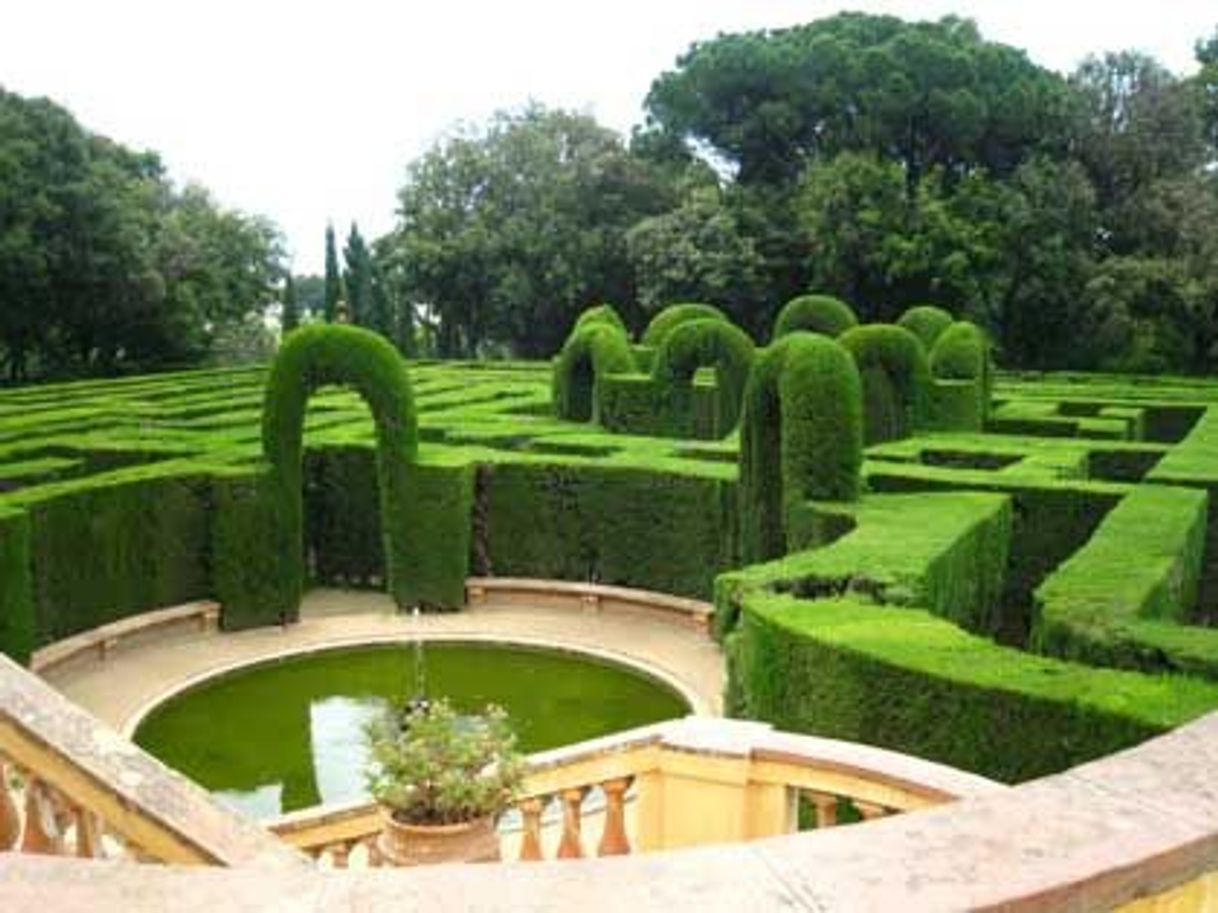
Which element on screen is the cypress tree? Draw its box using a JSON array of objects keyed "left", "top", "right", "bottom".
[
  {"left": 323, "top": 223, "right": 342, "bottom": 323},
  {"left": 343, "top": 223, "right": 373, "bottom": 327},
  {"left": 281, "top": 274, "right": 300, "bottom": 335}
]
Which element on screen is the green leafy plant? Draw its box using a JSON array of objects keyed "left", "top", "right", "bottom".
[{"left": 364, "top": 698, "right": 525, "bottom": 825}]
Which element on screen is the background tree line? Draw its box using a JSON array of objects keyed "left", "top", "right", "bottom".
[
  {"left": 0, "top": 88, "right": 284, "bottom": 381},
  {"left": 5, "top": 12, "right": 1218, "bottom": 378},
  {"left": 353, "top": 13, "right": 1217, "bottom": 373}
]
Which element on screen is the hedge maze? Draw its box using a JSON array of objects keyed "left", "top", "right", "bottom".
[{"left": 7, "top": 304, "right": 1218, "bottom": 785}]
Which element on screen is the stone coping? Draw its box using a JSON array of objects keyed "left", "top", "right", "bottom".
[{"left": 5, "top": 711, "right": 1218, "bottom": 910}]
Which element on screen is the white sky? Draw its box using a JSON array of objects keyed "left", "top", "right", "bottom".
[{"left": 2, "top": 1, "right": 1214, "bottom": 273}]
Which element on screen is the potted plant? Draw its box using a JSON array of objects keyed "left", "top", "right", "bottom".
[{"left": 364, "top": 697, "right": 525, "bottom": 866}]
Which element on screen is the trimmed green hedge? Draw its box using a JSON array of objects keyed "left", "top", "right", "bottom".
[
  {"left": 652, "top": 318, "right": 755, "bottom": 438},
  {"left": 1032, "top": 485, "right": 1218, "bottom": 678},
  {"left": 640, "top": 303, "right": 729, "bottom": 348},
  {"left": 29, "top": 474, "right": 211, "bottom": 641},
  {"left": 931, "top": 321, "right": 992, "bottom": 427},
  {"left": 0, "top": 507, "right": 34, "bottom": 663},
  {"left": 838, "top": 324, "right": 931, "bottom": 444},
  {"left": 482, "top": 461, "right": 736, "bottom": 599},
  {"left": 724, "top": 592, "right": 1218, "bottom": 782},
  {"left": 897, "top": 305, "right": 954, "bottom": 349},
  {"left": 552, "top": 323, "right": 636, "bottom": 422},
  {"left": 262, "top": 324, "right": 419, "bottom": 612},
  {"left": 772, "top": 294, "right": 858, "bottom": 341},
  {"left": 740, "top": 333, "right": 863, "bottom": 563}
]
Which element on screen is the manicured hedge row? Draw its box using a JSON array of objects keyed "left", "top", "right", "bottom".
[
  {"left": 0, "top": 507, "right": 34, "bottom": 663},
  {"left": 930, "top": 321, "right": 992, "bottom": 427},
  {"left": 1032, "top": 485, "right": 1216, "bottom": 676},
  {"left": 723, "top": 591, "right": 1218, "bottom": 782},
  {"left": 482, "top": 461, "right": 736, "bottom": 599},
  {"left": 716, "top": 492, "right": 1011, "bottom": 640},
  {"left": 262, "top": 324, "right": 419, "bottom": 610},
  {"left": 739, "top": 333, "right": 862, "bottom": 563},
  {"left": 772, "top": 294, "right": 857, "bottom": 340}
]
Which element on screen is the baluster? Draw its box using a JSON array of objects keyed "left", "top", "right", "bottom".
[
  {"left": 856, "top": 801, "right": 888, "bottom": 821},
  {"left": 329, "top": 840, "right": 351, "bottom": 869},
  {"left": 517, "top": 796, "right": 545, "bottom": 862},
  {"left": 809, "top": 793, "right": 838, "bottom": 828},
  {"left": 597, "top": 777, "right": 632, "bottom": 857},
  {"left": 363, "top": 834, "right": 383, "bottom": 868},
  {"left": 74, "top": 807, "right": 104, "bottom": 858},
  {"left": 556, "top": 787, "right": 588, "bottom": 859},
  {"left": 21, "top": 779, "right": 65, "bottom": 855},
  {"left": 0, "top": 761, "right": 21, "bottom": 851}
]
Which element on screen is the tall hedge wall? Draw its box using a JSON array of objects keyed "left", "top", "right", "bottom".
[
  {"left": 261, "top": 324, "right": 419, "bottom": 611},
  {"left": 930, "top": 321, "right": 992, "bottom": 425},
  {"left": 0, "top": 507, "right": 34, "bottom": 663},
  {"left": 772, "top": 294, "right": 858, "bottom": 341},
  {"left": 481, "top": 461, "right": 736, "bottom": 599},
  {"left": 739, "top": 333, "right": 863, "bottom": 563}
]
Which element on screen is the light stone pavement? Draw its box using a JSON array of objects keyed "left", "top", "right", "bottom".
[{"left": 44, "top": 588, "right": 725, "bottom": 736}]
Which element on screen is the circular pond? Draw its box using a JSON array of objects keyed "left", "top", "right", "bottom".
[{"left": 133, "top": 641, "right": 689, "bottom": 818}]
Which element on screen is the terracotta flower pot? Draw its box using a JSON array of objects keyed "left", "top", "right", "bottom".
[{"left": 376, "top": 810, "right": 500, "bottom": 867}]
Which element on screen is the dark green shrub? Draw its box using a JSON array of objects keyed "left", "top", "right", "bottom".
[
  {"left": 573, "top": 303, "right": 629, "bottom": 337},
  {"left": 772, "top": 294, "right": 858, "bottom": 341},
  {"left": 739, "top": 333, "right": 863, "bottom": 563},
  {"left": 640, "top": 303, "right": 729, "bottom": 348},
  {"left": 652, "top": 319, "right": 755, "bottom": 438},
  {"left": 261, "top": 324, "right": 418, "bottom": 611},
  {"left": 897, "top": 305, "right": 954, "bottom": 349},
  {"left": 839, "top": 324, "right": 931, "bottom": 444},
  {"left": 551, "top": 323, "right": 635, "bottom": 422},
  {"left": 0, "top": 507, "right": 34, "bottom": 663}
]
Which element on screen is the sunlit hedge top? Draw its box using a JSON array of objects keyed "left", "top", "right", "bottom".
[
  {"left": 640, "top": 303, "right": 729, "bottom": 348},
  {"left": 897, "top": 305, "right": 954, "bottom": 350},
  {"left": 772, "top": 294, "right": 858, "bottom": 341}
]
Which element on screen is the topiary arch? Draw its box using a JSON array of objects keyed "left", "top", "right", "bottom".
[
  {"left": 772, "top": 294, "right": 858, "bottom": 341},
  {"left": 897, "top": 304, "right": 954, "bottom": 350},
  {"left": 552, "top": 323, "right": 636, "bottom": 422},
  {"left": 640, "top": 302, "right": 729, "bottom": 348},
  {"left": 838, "top": 324, "right": 932, "bottom": 445},
  {"left": 262, "top": 323, "right": 418, "bottom": 613},
  {"left": 739, "top": 332, "right": 863, "bottom": 563},
  {"left": 572, "top": 303, "right": 630, "bottom": 337},
  {"left": 930, "top": 320, "right": 994, "bottom": 428},
  {"left": 652, "top": 318, "right": 755, "bottom": 438}
]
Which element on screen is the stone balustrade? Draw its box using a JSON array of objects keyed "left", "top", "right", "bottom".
[
  {"left": 0, "top": 653, "right": 303, "bottom": 868},
  {"left": 267, "top": 716, "right": 1002, "bottom": 864}
]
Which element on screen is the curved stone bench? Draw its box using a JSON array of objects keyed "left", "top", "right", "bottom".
[{"left": 29, "top": 601, "right": 221, "bottom": 674}]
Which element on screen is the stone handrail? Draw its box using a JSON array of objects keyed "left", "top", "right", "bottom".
[
  {"left": 0, "top": 652, "right": 303, "bottom": 867},
  {"left": 266, "top": 716, "right": 1002, "bottom": 866},
  {"left": 465, "top": 577, "right": 713, "bottom": 631}
]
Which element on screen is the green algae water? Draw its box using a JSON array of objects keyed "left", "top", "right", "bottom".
[{"left": 133, "top": 642, "right": 688, "bottom": 818}]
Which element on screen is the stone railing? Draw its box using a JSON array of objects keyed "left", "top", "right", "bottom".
[
  {"left": 267, "top": 716, "right": 1001, "bottom": 865},
  {"left": 0, "top": 653, "right": 303, "bottom": 868}
]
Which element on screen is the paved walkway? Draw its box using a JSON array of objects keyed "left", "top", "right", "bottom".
[{"left": 45, "top": 589, "right": 725, "bottom": 735}]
